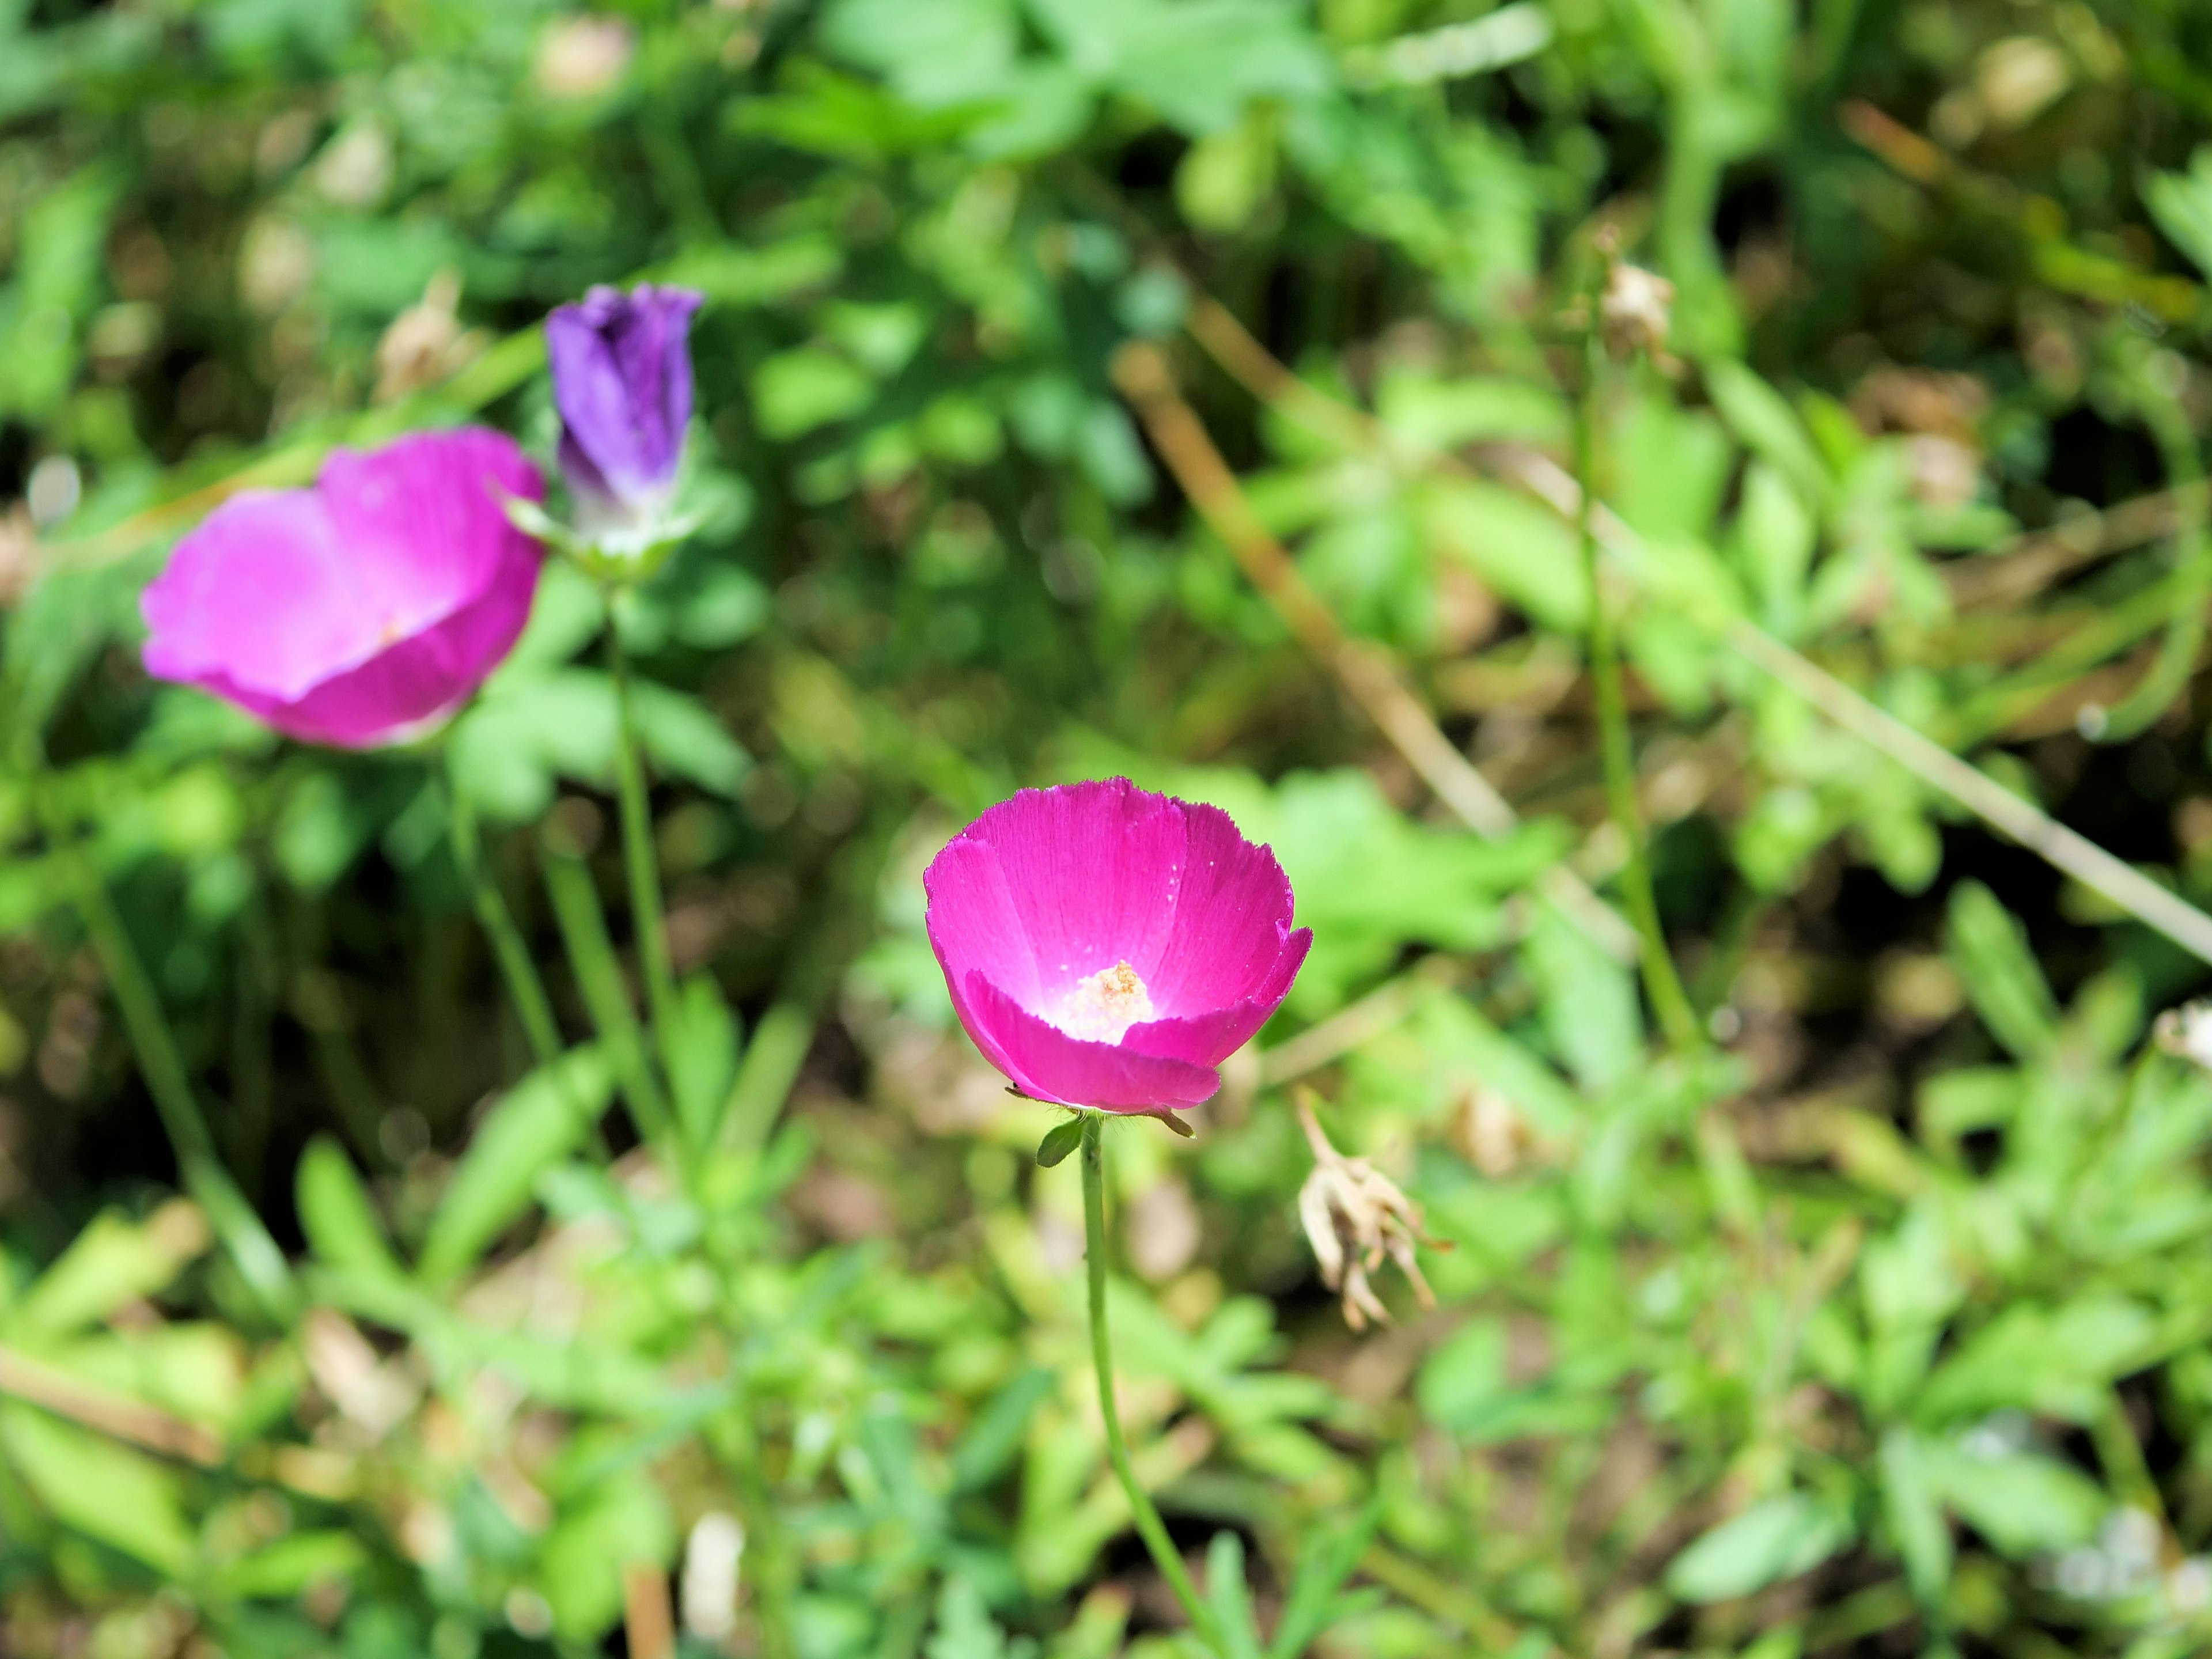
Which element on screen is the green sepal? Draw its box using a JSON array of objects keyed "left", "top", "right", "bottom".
[
  {"left": 500, "top": 491, "right": 702, "bottom": 585},
  {"left": 1035, "top": 1117, "right": 1085, "bottom": 1167}
]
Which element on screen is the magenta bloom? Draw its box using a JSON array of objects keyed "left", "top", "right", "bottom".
[
  {"left": 924, "top": 779, "right": 1311, "bottom": 1113},
  {"left": 546, "top": 283, "right": 702, "bottom": 524},
  {"left": 140, "top": 429, "right": 543, "bottom": 748}
]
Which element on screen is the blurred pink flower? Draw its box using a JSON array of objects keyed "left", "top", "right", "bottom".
[
  {"left": 141, "top": 429, "right": 543, "bottom": 748},
  {"left": 923, "top": 778, "right": 1310, "bottom": 1115}
]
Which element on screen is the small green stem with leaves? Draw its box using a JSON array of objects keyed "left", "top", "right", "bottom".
[
  {"left": 1573, "top": 334, "right": 1701, "bottom": 1054},
  {"left": 444, "top": 769, "right": 566, "bottom": 1069},
  {"left": 1079, "top": 1113, "right": 1228, "bottom": 1656},
  {"left": 605, "top": 613, "right": 683, "bottom": 1091}
]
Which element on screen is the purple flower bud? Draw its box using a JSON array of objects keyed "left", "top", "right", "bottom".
[
  {"left": 923, "top": 778, "right": 1311, "bottom": 1114},
  {"left": 141, "top": 429, "right": 544, "bottom": 749},
  {"left": 546, "top": 283, "right": 703, "bottom": 525}
]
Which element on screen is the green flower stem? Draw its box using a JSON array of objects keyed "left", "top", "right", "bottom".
[
  {"left": 444, "top": 770, "right": 566, "bottom": 1069},
  {"left": 1573, "top": 332, "right": 1700, "bottom": 1055},
  {"left": 604, "top": 616, "right": 683, "bottom": 1096},
  {"left": 541, "top": 832, "right": 675, "bottom": 1150},
  {"left": 68, "top": 859, "right": 295, "bottom": 1318},
  {"left": 1078, "top": 1112, "right": 1227, "bottom": 1656}
]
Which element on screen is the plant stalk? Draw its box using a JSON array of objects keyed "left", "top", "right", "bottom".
[
  {"left": 605, "top": 615, "right": 683, "bottom": 1092},
  {"left": 445, "top": 771, "right": 566, "bottom": 1069},
  {"left": 69, "top": 863, "right": 294, "bottom": 1316},
  {"left": 1572, "top": 335, "right": 1701, "bottom": 1053},
  {"left": 1078, "top": 1112, "right": 1226, "bottom": 1656},
  {"left": 541, "top": 833, "right": 675, "bottom": 1149}
]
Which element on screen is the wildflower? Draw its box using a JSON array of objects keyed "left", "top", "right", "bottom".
[
  {"left": 922, "top": 778, "right": 1310, "bottom": 1127},
  {"left": 1296, "top": 1094, "right": 1442, "bottom": 1330},
  {"left": 544, "top": 283, "right": 703, "bottom": 566},
  {"left": 141, "top": 429, "right": 543, "bottom": 748}
]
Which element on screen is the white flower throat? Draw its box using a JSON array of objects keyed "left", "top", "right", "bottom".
[{"left": 1052, "top": 961, "right": 1156, "bottom": 1043}]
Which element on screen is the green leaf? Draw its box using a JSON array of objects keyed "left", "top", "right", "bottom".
[
  {"left": 1703, "top": 357, "right": 1830, "bottom": 511},
  {"left": 0, "top": 1404, "right": 195, "bottom": 1574},
  {"left": 52, "top": 1322, "right": 247, "bottom": 1430},
  {"left": 659, "top": 236, "right": 844, "bottom": 306},
  {"left": 1732, "top": 461, "right": 1818, "bottom": 638},
  {"left": 1029, "top": 0, "right": 1334, "bottom": 135},
  {"left": 13, "top": 1200, "right": 211, "bottom": 1340},
  {"left": 1416, "top": 1318, "right": 1506, "bottom": 1432},
  {"left": 1929, "top": 1444, "right": 2106, "bottom": 1558},
  {"left": 753, "top": 347, "right": 874, "bottom": 440},
  {"left": 449, "top": 668, "right": 620, "bottom": 823},
  {"left": 925, "top": 1574, "right": 1018, "bottom": 1659},
  {"left": 1035, "top": 1118, "right": 1084, "bottom": 1167},
  {"left": 1945, "top": 881, "right": 2059, "bottom": 1061},
  {"left": 214, "top": 1529, "right": 368, "bottom": 1599},
  {"left": 1878, "top": 1427, "right": 1952, "bottom": 1608},
  {"left": 294, "top": 1135, "right": 403, "bottom": 1281},
  {"left": 1204, "top": 1530, "right": 1266, "bottom": 1659},
  {"left": 1916, "top": 1298, "right": 2155, "bottom": 1425},
  {"left": 2147, "top": 146, "right": 2212, "bottom": 279},
  {"left": 820, "top": 0, "right": 1021, "bottom": 109},
  {"left": 667, "top": 974, "right": 741, "bottom": 1152},
  {"left": 538, "top": 1471, "right": 676, "bottom": 1640},
  {"left": 417, "top": 1047, "right": 614, "bottom": 1283},
  {"left": 1665, "top": 1494, "right": 1853, "bottom": 1604},
  {"left": 631, "top": 682, "right": 751, "bottom": 797},
  {"left": 0, "top": 164, "right": 119, "bottom": 422},
  {"left": 950, "top": 1369, "right": 1054, "bottom": 1497},
  {"left": 1421, "top": 477, "right": 1588, "bottom": 631},
  {"left": 1523, "top": 900, "right": 1642, "bottom": 1092},
  {"left": 724, "top": 999, "right": 817, "bottom": 1155},
  {"left": 1376, "top": 369, "right": 1567, "bottom": 452},
  {"left": 1268, "top": 1500, "right": 1384, "bottom": 1659}
]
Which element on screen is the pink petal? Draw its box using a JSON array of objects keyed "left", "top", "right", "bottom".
[
  {"left": 963, "top": 974, "right": 1221, "bottom": 1111},
  {"left": 1123, "top": 926, "right": 1312, "bottom": 1068},
  {"left": 317, "top": 429, "right": 543, "bottom": 626},
  {"left": 141, "top": 489, "right": 366, "bottom": 701},
  {"left": 1137, "top": 801, "right": 1301, "bottom": 1017},
  {"left": 925, "top": 835, "right": 1045, "bottom": 1010},
  {"left": 141, "top": 429, "right": 544, "bottom": 747},
  {"left": 206, "top": 546, "right": 539, "bottom": 747},
  {"left": 925, "top": 778, "right": 1187, "bottom": 1012}
]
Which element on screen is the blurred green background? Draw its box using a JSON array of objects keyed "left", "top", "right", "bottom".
[{"left": 11, "top": 0, "right": 2212, "bottom": 1655}]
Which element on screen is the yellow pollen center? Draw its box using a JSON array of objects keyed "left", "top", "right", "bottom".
[{"left": 1053, "top": 960, "right": 1156, "bottom": 1043}]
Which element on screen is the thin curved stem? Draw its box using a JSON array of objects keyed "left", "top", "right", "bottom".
[
  {"left": 2092, "top": 385, "right": 2210, "bottom": 741},
  {"left": 605, "top": 617, "right": 682, "bottom": 1089},
  {"left": 444, "top": 772, "right": 565, "bottom": 1069},
  {"left": 1079, "top": 1113, "right": 1226, "bottom": 1656},
  {"left": 1573, "top": 338, "right": 1700, "bottom": 1054},
  {"left": 69, "top": 859, "right": 295, "bottom": 1317},
  {"left": 540, "top": 830, "right": 674, "bottom": 1148}
]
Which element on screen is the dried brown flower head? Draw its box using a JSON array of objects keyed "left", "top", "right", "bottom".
[
  {"left": 1296, "top": 1094, "right": 1446, "bottom": 1331},
  {"left": 1600, "top": 261, "right": 1676, "bottom": 364}
]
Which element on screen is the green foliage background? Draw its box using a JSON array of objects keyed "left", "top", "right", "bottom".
[{"left": 9, "top": 0, "right": 2212, "bottom": 1656}]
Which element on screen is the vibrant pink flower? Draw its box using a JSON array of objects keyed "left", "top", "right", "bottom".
[
  {"left": 141, "top": 429, "right": 543, "bottom": 748},
  {"left": 924, "top": 778, "right": 1311, "bottom": 1113}
]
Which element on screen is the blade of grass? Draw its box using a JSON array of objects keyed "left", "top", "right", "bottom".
[{"left": 540, "top": 830, "right": 673, "bottom": 1150}]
